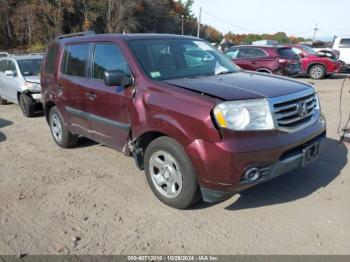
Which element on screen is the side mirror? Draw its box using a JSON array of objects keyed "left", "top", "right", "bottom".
[
  {"left": 4, "top": 70, "right": 15, "bottom": 77},
  {"left": 103, "top": 70, "right": 133, "bottom": 87},
  {"left": 298, "top": 53, "right": 305, "bottom": 58}
]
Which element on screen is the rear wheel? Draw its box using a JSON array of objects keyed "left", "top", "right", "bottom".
[
  {"left": 0, "top": 96, "right": 7, "bottom": 105},
  {"left": 49, "top": 106, "right": 78, "bottom": 148},
  {"left": 309, "top": 65, "right": 326, "bottom": 79},
  {"left": 19, "top": 93, "right": 35, "bottom": 117},
  {"left": 144, "top": 136, "right": 200, "bottom": 209}
]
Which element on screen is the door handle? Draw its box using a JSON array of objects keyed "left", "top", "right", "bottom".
[{"left": 86, "top": 92, "right": 97, "bottom": 101}]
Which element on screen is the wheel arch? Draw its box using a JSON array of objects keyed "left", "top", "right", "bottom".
[
  {"left": 307, "top": 63, "right": 326, "bottom": 74},
  {"left": 44, "top": 100, "right": 56, "bottom": 123},
  {"left": 256, "top": 68, "right": 272, "bottom": 74}
]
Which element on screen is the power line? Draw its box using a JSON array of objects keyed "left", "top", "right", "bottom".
[{"left": 201, "top": 9, "right": 262, "bottom": 34}]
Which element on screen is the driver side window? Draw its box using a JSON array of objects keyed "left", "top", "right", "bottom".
[
  {"left": 7, "top": 61, "right": 17, "bottom": 73},
  {"left": 92, "top": 43, "right": 129, "bottom": 80},
  {"left": 0, "top": 60, "right": 7, "bottom": 72}
]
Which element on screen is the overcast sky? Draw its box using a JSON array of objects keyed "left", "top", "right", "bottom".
[{"left": 192, "top": 0, "right": 349, "bottom": 40}]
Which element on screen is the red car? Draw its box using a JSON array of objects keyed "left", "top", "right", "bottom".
[
  {"left": 287, "top": 44, "right": 342, "bottom": 79},
  {"left": 224, "top": 45, "right": 301, "bottom": 77},
  {"left": 41, "top": 33, "right": 326, "bottom": 209}
]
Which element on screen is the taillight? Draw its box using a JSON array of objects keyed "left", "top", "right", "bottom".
[{"left": 278, "top": 58, "right": 287, "bottom": 64}]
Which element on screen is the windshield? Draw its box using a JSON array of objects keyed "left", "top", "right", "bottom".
[
  {"left": 301, "top": 45, "right": 317, "bottom": 55},
  {"left": 128, "top": 39, "right": 239, "bottom": 81},
  {"left": 17, "top": 58, "right": 42, "bottom": 76}
]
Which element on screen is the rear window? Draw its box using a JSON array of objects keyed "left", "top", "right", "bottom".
[
  {"left": 339, "top": 38, "right": 350, "bottom": 48},
  {"left": 44, "top": 45, "right": 59, "bottom": 74},
  {"left": 62, "top": 44, "right": 89, "bottom": 77},
  {"left": 277, "top": 48, "right": 298, "bottom": 59}
]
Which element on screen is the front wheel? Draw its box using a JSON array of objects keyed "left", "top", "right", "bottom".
[
  {"left": 19, "top": 93, "right": 35, "bottom": 117},
  {"left": 144, "top": 137, "right": 200, "bottom": 209},
  {"left": 309, "top": 65, "right": 326, "bottom": 79},
  {"left": 49, "top": 106, "right": 78, "bottom": 148}
]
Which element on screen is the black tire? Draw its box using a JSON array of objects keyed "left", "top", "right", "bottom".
[
  {"left": 0, "top": 96, "right": 7, "bottom": 105},
  {"left": 19, "top": 93, "right": 35, "bottom": 117},
  {"left": 309, "top": 64, "right": 326, "bottom": 79},
  {"left": 49, "top": 106, "right": 78, "bottom": 148},
  {"left": 144, "top": 136, "right": 200, "bottom": 209}
]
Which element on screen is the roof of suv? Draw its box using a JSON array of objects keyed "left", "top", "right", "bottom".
[
  {"left": 14, "top": 55, "right": 43, "bottom": 60},
  {"left": 234, "top": 45, "right": 290, "bottom": 49},
  {"left": 55, "top": 33, "right": 200, "bottom": 43}
]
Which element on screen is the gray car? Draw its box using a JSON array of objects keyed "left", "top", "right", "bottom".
[{"left": 0, "top": 54, "right": 43, "bottom": 117}]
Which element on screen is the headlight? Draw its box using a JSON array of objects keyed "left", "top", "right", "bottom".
[
  {"left": 24, "top": 82, "right": 41, "bottom": 91},
  {"left": 213, "top": 99, "right": 275, "bottom": 131}
]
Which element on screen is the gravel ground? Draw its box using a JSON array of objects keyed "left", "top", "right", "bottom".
[{"left": 0, "top": 75, "right": 349, "bottom": 255}]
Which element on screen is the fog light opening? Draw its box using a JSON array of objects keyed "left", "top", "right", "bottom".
[{"left": 244, "top": 168, "right": 261, "bottom": 182}]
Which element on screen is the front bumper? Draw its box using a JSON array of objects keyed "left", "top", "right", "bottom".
[
  {"left": 339, "top": 64, "right": 350, "bottom": 73},
  {"left": 30, "top": 92, "right": 42, "bottom": 102},
  {"left": 187, "top": 116, "right": 327, "bottom": 203}
]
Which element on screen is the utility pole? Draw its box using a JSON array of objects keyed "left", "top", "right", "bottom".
[
  {"left": 181, "top": 15, "right": 184, "bottom": 35},
  {"left": 312, "top": 23, "right": 319, "bottom": 42},
  {"left": 197, "top": 7, "right": 201, "bottom": 38}
]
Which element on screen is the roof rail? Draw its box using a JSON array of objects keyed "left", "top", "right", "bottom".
[{"left": 56, "top": 31, "right": 95, "bottom": 40}]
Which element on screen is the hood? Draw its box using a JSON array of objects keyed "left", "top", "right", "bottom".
[
  {"left": 24, "top": 76, "right": 40, "bottom": 84},
  {"left": 163, "top": 71, "right": 311, "bottom": 101}
]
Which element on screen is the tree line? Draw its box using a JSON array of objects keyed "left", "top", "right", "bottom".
[{"left": 0, "top": 0, "right": 306, "bottom": 52}]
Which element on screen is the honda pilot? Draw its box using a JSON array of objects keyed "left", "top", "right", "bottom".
[{"left": 41, "top": 33, "right": 326, "bottom": 209}]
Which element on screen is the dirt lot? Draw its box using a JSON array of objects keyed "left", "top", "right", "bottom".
[{"left": 0, "top": 75, "right": 349, "bottom": 255}]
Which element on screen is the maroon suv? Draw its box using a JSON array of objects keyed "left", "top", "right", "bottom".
[
  {"left": 225, "top": 45, "right": 301, "bottom": 77},
  {"left": 41, "top": 33, "right": 326, "bottom": 209}
]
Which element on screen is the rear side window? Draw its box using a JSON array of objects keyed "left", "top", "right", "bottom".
[
  {"left": 225, "top": 49, "right": 239, "bottom": 59},
  {"left": 277, "top": 48, "right": 297, "bottom": 59},
  {"left": 92, "top": 43, "right": 129, "bottom": 79},
  {"left": 44, "top": 45, "right": 59, "bottom": 74},
  {"left": 62, "top": 44, "right": 89, "bottom": 77},
  {"left": 339, "top": 38, "right": 350, "bottom": 48},
  {"left": 238, "top": 48, "right": 267, "bottom": 58}
]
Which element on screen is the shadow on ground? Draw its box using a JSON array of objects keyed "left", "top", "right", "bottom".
[
  {"left": 225, "top": 138, "right": 347, "bottom": 210},
  {"left": 0, "top": 118, "right": 13, "bottom": 142},
  {"left": 329, "top": 74, "right": 350, "bottom": 80},
  {"left": 75, "top": 137, "right": 99, "bottom": 148}
]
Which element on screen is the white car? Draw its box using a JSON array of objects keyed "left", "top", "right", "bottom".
[
  {"left": 0, "top": 55, "right": 43, "bottom": 117},
  {"left": 333, "top": 36, "right": 350, "bottom": 65}
]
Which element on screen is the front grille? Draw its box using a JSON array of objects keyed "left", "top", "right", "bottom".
[{"left": 273, "top": 93, "right": 317, "bottom": 130}]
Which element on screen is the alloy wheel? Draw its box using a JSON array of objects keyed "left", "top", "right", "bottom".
[{"left": 149, "top": 150, "right": 183, "bottom": 199}]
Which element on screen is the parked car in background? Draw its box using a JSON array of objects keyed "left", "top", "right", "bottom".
[
  {"left": 0, "top": 54, "right": 43, "bottom": 116},
  {"left": 0, "top": 52, "right": 12, "bottom": 58},
  {"left": 287, "top": 44, "right": 342, "bottom": 79},
  {"left": 224, "top": 45, "right": 301, "bottom": 77},
  {"left": 333, "top": 36, "right": 350, "bottom": 66},
  {"left": 41, "top": 33, "right": 326, "bottom": 209}
]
